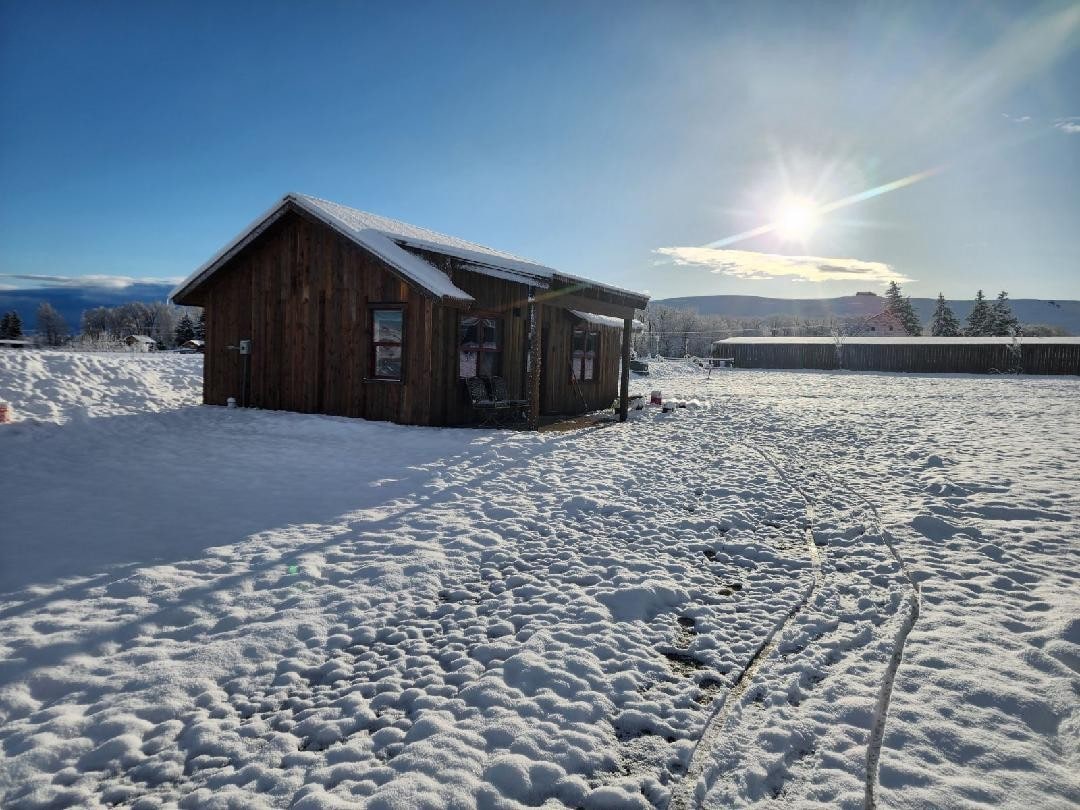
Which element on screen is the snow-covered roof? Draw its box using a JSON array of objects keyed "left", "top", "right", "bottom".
[
  {"left": 171, "top": 194, "right": 648, "bottom": 309},
  {"left": 714, "top": 336, "right": 1080, "bottom": 345},
  {"left": 570, "top": 310, "right": 646, "bottom": 331},
  {"left": 126, "top": 335, "right": 156, "bottom": 343}
]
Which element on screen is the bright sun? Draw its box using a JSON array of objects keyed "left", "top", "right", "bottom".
[{"left": 773, "top": 197, "right": 821, "bottom": 241}]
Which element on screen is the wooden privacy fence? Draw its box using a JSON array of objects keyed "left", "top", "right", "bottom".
[{"left": 721, "top": 342, "right": 1080, "bottom": 375}]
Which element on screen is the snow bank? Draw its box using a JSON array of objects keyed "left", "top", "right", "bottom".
[{"left": 0, "top": 350, "right": 202, "bottom": 424}]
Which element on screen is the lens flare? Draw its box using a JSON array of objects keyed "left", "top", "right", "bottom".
[
  {"left": 773, "top": 197, "right": 821, "bottom": 241},
  {"left": 703, "top": 166, "right": 943, "bottom": 250}
]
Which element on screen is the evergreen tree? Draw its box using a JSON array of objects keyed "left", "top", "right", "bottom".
[
  {"left": 194, "top": 311, "right": 206, "bottom": 341},
  {"left": 965, "top": 290, "right": 994, "bottom": 336},
  {"left": 174, "top": 314, "right": 196, "bottom": 345},
  {"left": 1, "top": 310, "right": 25, "bottom": 339},
  {"left": 929, "top": 293, "right": 961, "bottom": 337},
  {"left": 883, "top": 280, "right": 922, "bottom": 335},
  {"left": 36, "top": 302, "right": 69, "bottom": 346},
  {"left": 990, "top": 290, "right": 1020, "bottom": 336}
]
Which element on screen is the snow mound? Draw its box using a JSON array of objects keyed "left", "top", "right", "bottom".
[{"left": 0, "top": 350, "right": 202, "bottom": 424}]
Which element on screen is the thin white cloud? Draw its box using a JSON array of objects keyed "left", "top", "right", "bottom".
[
  {"left": 0, "top": 273, "right": 183, "bottom": 289},
  {"left": 1001, "top": 113, "right": 1032, "bottom": 123},
  {"left": 655, "top": 247, "right": 913, "bottom": 283},
  {"left": 1054, "top": 117, "right": 1080, "bottom": 134}
]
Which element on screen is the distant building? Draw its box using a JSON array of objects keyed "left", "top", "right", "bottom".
[
  {"left": 861, "top": 310, "right": 905, "bottom": 335},
  {"left": 180, "top": 339, "right": 205, "bottom": 352},
  {"left": 0, "top": 338, "right": 32, "bottom": 350},
  {"left": 711, "top": 335, "right": 1080, "bottom": 374},
  {"left": 124, "top": 335, "right": 157, "bottom": 352},
  {"left": 855, "top": 291, "right": 878, "bottom": 297}
]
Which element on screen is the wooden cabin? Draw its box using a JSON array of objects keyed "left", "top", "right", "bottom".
[{"left": 171, "top": 193, "right": 648, "bottom": 427}]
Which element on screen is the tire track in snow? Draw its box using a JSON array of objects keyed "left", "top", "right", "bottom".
[
  {"left": 771, "top": 448, "right": 922, "bottom": 810},
  {"left": 668, "top": 442, "right": 823, "bottom": 810},
  {"left": 777, "top": 447, "right": 923, "bottom": 810},
  {"left": 855, "top": 508, "right": 921, "bottom": 810}
]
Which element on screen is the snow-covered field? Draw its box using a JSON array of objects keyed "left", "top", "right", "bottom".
[{"left": 1, "top": 351, "right": 1077, "bottom": 809}]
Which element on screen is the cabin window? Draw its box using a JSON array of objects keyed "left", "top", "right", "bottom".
[
  {"left": 572, "top": 325, "right": 600, "bottom": 381},
  {"left": 459, "top": 315, "right": 502, "bottom": 378},
  {"left": 371, "top": 307, "right": 404, "bottom": 380}
]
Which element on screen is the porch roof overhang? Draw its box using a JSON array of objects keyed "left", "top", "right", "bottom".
[
  {"left": 533, "top": 281, "right": 648, "bottom": 322},
  {"left": 570, "top": 310, "right": 647, "bottom": 331}
]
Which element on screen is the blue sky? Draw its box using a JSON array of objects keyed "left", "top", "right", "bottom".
[{"left": 1, "top": 0, "right": 1078, "bottom": 301}]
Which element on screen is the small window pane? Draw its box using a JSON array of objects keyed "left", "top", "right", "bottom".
[
  {"left": 459, "top": 314, "right": 502, "bottom": 378},
  {"left": 584, "top": 356, "right": 595, "bottom": 380},
  {"left": 482, "top": 318, "right": 498, "bottom": 349},
  {"left": 375, "top": 345, "right": 402, "bottom": 378},
  {"left": 585, "top": 330, "right": 598, "bottom": 354},
  {"left": 479, "top": 351, "right": 499, "bottom": 377},
  {"left": 373, "top": 309, "right": 402, "bottom": 343},
  {"left": 460, "top": 351, "right": 478, "bottom": 378},
  {"left": 459, "top": 317, "right": 479, "bottom": 348}
]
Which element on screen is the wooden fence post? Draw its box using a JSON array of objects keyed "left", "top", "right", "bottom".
[
  {"left": 619, "top": 317, "right": 632, "bottom": 422},
  {"left": 528, "top": 301, "right": 542, "bottom": 430}
]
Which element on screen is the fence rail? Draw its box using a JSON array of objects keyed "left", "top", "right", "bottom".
[{"left": 720, "top": 342, "right": 1080, "bottom": 375}]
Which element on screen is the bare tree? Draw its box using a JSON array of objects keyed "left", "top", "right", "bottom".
[
  {"left": 148, "top": 301, "right": 179, "bottom": 347},
  {"left": 36, "top": 302, "right": 69, "bottom": 346}
]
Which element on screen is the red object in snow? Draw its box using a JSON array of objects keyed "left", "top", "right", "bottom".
[
  {"left": 0, "top": 402, "right": 10, "bottom": 423},
  {"left": 650, "top": 390, "right": 662, "bottom": 405}
]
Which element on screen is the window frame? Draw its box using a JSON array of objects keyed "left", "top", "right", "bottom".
[
  {"left": 458, "top": 311, "right": 505, "bottom": 380},
  {"left": 369, "top": 304, "right": 406, "bottom": 382},
  {"left": 571, "top": 322, "right": 601, "bottom": 382}
]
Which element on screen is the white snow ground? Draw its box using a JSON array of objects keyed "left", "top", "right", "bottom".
[{"left": 0, "top": 352, "right": 1077, "bottom": 809}]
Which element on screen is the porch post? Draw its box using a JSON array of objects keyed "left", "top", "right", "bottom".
[
  {"left": 619, "top": 316, "right": 632, "bottom": 422},
  {"left": 528, "top": 300, "right": 542, "bottom": 430}
]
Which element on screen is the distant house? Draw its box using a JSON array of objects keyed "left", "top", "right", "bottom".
[
  {"left": 124, "top": 335, "right": 157, "bottom": 352},
  {"left": 861, "top": 310, "right": 906, "bottom": 335},
  {"left": 0, "top": 338, "right": 33, "bottom": 350},
  {"left": 180, "top": 339, "right": 205, "bottom": 352},
  {"left": 170, "top": 193, "right": 649, "bottom": 426}
]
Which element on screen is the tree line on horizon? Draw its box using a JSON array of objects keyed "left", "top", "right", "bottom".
[
  {"left": 637, "top": 286, "right": 1067, "bottom": 357},
  {"left": 1, "top": 303, "right": 69, "bottom": 346},
  {"left": 0, "top": 301, "right": 204, "bottom": 349},
  {"left": 884, "top": 282, "right": 1023, "bottom": 337}
]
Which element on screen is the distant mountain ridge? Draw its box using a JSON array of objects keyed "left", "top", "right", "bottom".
[
  {"left": 3, "top": 284, "right": 1077, "bottom": 336},
  {"left": 0, "top": 283, "right": 177, "bottom": 333},
  {"left": 653, "top": 294, "right": 1080, "bottom": 334}
]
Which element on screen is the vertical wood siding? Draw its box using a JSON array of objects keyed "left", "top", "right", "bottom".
[
  {"left": 201, "top": 209, "right": 431, "bottom": 423},
  {"left": 197, "top": 208, "right": 629, "bottom": 424},
  {"left": 541, "top": 308, "right": 622, "bottom": 414},
  {"left": 426, "top": 261, "right": 532, "bottom": 426}
]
